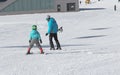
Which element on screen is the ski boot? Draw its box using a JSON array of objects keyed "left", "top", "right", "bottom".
[
  {"left": 26, "top": 52, "right": 33, "bottom": 55},
  {"left": 40, "top": 48, "right": 44, "bottom": 54},
  {"left": 56, "top": 47, "right": 62, "bottom": 50},
  {"left": 50, "top": 47, "right": 55, "bottom": 50}
]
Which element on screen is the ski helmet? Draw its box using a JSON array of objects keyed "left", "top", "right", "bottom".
[{"left": 32, "top": 25, "right": 37, "bottom": 30}]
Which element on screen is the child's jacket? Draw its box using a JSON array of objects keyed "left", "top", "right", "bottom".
[{"left": 30, "top": 30, "right": 41, "bottom": 40}]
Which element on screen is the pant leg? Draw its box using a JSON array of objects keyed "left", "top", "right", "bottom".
[
  {"left": 53, "top": 33, "right": 61, "bottom": 48},
  {"left": 35, "top": 39, "right": 44, "bottom": 53},
  {"left": 27, "top": 39, "right": 35, "bottom": 53},
  {"left": 49, "top": 33, "right": 55, "bottom": 48},
  {"left": 29, "top": 40, "right": 35, "bottom": 49},
  {"left": 35, "top": 39, "right": 42, "bottom": 49}
]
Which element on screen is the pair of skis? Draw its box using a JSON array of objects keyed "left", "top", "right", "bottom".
[{"left": 26, "top": 52, "right": 47, "bottom": 55}]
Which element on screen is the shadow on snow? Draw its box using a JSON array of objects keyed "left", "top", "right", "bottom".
[
  {"left": 75, "top": 35, "right": 107, "bottom": 39},
  {"left": 90, "top": 27, "right": 111, "bottom": 30},
  {"left": 0, "top": 44, "right": 92, "bottom": 49}
]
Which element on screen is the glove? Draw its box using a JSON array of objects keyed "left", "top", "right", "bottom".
[
  {"left": 40, "top": 39, "right": 42, "bottom": 43},
  {"left": 45, "top": 33, "right": 48, "bottom": 36},
  {"left": 29, "top": 40, "right": 31, "bottom": 43},
  {"left": 58, "top": 27, "right": 63, "bottom": 32}
]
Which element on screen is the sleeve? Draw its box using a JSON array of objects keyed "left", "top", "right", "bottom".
[
  {"left": 29, "top": 32, "right": 32, "bottom": 40},
  {"left": 47, "top": 21, "right": 53, "bottom": 34},
  {"left": 53, "top": 18, "right": 58, "bottom": 31},
  {"left": 56, "top": 23, "right": 58, "bottom": 31},
  {"left": 38, "top": 31, "right": 41, "bottom": 40}
]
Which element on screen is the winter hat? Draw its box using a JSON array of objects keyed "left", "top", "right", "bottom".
[
  {"left": 32, "top": 25, "right": 37, "bottom": 30},
  {"left": 46, "top": 15, "right": 50, "bottom": 21}
]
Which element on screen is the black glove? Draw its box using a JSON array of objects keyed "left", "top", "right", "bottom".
[
  {"left": 45, "top": 33, "right": 48, "bottom": 36},
  {"left": 29, "top": 40, "right": 31, "bottom": 43},
  {"left": 58, "top": 27, "right": 63, "bottom": 32},
  {"left": 40, "top": 39, "right": 42, "bottom": 43}
]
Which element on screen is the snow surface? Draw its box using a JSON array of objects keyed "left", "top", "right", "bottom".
[{"left": 0, "top": 0, "right": 120, "bottom": 75}]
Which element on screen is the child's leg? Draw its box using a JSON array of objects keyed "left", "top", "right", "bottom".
[
  {"left": 27, "top": 48, "right": 31, "bottom": 54},
  {"left": 40, "top": 48, "right": 44, "bottom": 54},
  {"left": 27, "top": 40, "right": 34, "bottom": 53},
  {"left": 35, "top": 40, "right": 44, "bottom": 54}
]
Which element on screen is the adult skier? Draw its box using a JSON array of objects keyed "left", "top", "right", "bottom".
[
  {"left": 26, "top": 25, "right": 44, "bottom": 54},
  {"left": 46, "top": 15, "right": 61, "bottom": 50}
]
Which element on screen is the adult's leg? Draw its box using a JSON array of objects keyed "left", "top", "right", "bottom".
[
  {"left": 49, "top": 33, "right": 55, "bottom": 50},
  {"left": 53, "top": 33, "right": 61, "bottom": 50}
]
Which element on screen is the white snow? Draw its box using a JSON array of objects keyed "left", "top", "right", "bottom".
[{"left": 0, "top": 0, "right": 120, "bottom": 75}]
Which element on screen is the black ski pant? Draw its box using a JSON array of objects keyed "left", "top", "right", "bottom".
[{"left": 49, "top": 33, "right": 61, "bottom": 49}]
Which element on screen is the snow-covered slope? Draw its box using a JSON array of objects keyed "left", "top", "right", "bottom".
[{"left": 0, "top": 0, "right": 120, "bottom": 75}]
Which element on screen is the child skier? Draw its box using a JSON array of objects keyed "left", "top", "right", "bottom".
[{"left": 26, "top": 25, "right": 44, "bottom": 54}]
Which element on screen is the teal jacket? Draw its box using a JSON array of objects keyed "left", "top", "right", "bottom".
[
  {"left": 29, "top": 30, "right": 41, "bottom": 40},
  {"left": 47, "top": 18, "right": 58, "bottom": 34}
]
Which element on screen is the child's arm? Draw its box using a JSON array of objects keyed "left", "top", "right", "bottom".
[
  {"left": 29, "top": 32, "right": 32, "bottom": 43},
  {"left": 37, "top": 31, "right": 42, "bottom": 43}
]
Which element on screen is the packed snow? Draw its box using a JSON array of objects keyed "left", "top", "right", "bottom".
[{"left": 0, "top": 0, "right": 120, "bottom": 75}]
